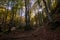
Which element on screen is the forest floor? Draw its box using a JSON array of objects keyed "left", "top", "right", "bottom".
[{"left": 0, "top": 23, "right": 60, "bottom": 40}]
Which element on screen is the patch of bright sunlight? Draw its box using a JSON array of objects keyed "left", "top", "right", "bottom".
[
  {"left": 33, "top": 21, "right": 36, "bottom": 25},
  {"left": 51, "top": 0, "right": 57, "bottom": 9},
  {"left": 8, "top": 7, "right": 12, "bottom": 10},
  {"left": 0, "top": 8, "right": 5, "bottom": 12},
  {"left": 22, "top": 6, "right": 25, "bottom": 17},
  {"left": 31, "top": 12, "right": 35, "bottom": 18},
  {"left": 6, "top": 6, "right": 12, "bottom": 10},
  {"left": 38, "top": 8, "right": 42, "bottom": 12},
  {"left": 22, "top": 12, "right": 25, "bottom": 17}
]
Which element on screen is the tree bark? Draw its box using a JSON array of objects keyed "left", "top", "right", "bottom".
[
  {"left": 43, "top": 0, "right": 52, "bottom": 22},
  {"left": 25, "top": 0, "right": 31, "bottom": 30}
]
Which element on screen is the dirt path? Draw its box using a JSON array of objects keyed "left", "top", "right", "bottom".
[{"left": 0, "top": 25, "right": 60, "bottom": 40}]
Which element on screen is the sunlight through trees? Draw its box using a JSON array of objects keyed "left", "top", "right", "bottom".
[{"left": 0, "top": 0, "right": 59, "bottom": 32}]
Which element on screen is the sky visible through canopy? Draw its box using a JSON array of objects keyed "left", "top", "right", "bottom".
[{"left": 21, "top": 0, "right": 42, "bottom": 17}]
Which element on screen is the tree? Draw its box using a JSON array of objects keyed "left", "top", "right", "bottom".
[{"left": 25, "top": 0, "right": 32, "bottom": 30}]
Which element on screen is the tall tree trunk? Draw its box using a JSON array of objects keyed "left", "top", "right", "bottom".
[
  {"left": 25, "top": 0, "right": 31, "bottom": 30},
  {"left": 43, "top": 0, "right": 52, "bottom": 22},
  {"left": 37, "top": 0, "right": 43, "bottom": 26}
]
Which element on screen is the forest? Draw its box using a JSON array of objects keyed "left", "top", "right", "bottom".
[{"left": 0, "top": 0, "right": 60, "bottom": 34}]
